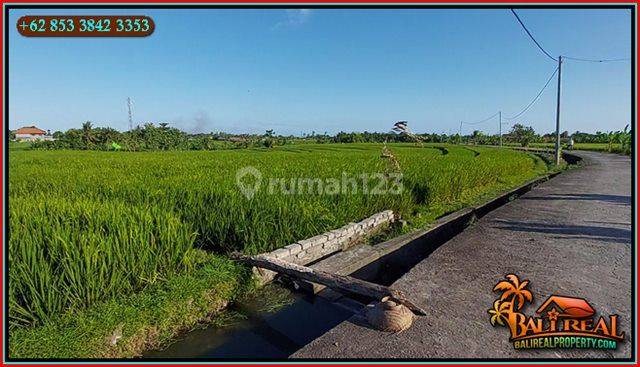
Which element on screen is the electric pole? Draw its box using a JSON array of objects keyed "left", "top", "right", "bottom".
[
  {"left": 127, "top": 97, "right": 134, "bottom": 131},
  {"left": 459, "top": 121, "right": 462, "bottom": 137},
  {"left": 554, "top": 56, "right": 563, "bottom": 165},
  {"left": 499, "top": 111, "right": 502, "bottom": 147}
]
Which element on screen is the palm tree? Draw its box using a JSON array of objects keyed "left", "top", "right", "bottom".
[
  {"left": 493, "top": 274, "right": 533, "bottom": 312},
  {"left": 81, "top": 121, "right": 95, "bottom": 148}
]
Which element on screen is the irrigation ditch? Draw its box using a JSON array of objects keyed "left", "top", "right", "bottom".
[{"left": 144, "top": 151, "right": 582, "bottom": 359}]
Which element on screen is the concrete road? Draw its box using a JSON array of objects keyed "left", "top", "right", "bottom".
[{"left": 294, "top": 151, "right": 633, "bottom": 359}]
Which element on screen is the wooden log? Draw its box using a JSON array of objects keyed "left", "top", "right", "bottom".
[{"left": 231, "top": 252, "right": 426, "bottom": 316}]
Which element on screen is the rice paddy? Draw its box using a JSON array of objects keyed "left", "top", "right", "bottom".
[{"left": 9, "top": 143, "right": 549, "bottom": 331}]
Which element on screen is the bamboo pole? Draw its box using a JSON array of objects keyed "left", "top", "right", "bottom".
[{"left": 231, "top": 252, "right": 426, "bottom": 316}]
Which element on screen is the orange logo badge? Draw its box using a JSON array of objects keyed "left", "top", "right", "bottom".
[{"left": 489, "top": 274, "right": 624, "bottom": 350}]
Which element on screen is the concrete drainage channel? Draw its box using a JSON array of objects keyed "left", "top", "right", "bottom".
[
  {"left": 287, "top": 167, "right": 568, "bottom": 308},
  {"left": 147, "top": 153, "right": 580, "bottom": 359}
]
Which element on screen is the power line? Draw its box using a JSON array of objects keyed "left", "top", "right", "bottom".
[
  {"left": 460, "top": 111, "right": 500, "bottom": 136},
  {"left": 458, "top": 10, "right": 629, "bottom": 155},
  {"left": 510, "top": 9, "right": 557, "bottom": 62},
  {"left": 510, "top": 9, "right": 630, "bottom": 64},
  {"left": 461, "top": 111, "right": 500, "bottom": 125},
  {"left": 563, "top": 56, "right": 630, "bottom": 63},
  {"left": 504, "top": 66, "right": 559, "bottom": 120}
]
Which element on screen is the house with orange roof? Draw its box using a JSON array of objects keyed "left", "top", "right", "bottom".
[{"left": 14, "top": 126, "right": 52, "bottom": 141}]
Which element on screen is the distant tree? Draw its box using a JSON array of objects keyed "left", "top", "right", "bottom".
[
  {"left": 510, "top": 124, "right": 537, "bottom": 147},
  {"left": 92, "top": 127, "right": 122, "bottom": 149},
  {"left": 81, "top": 121, "right": 95, "bottom": 149},
  {"left": 606, "top": 131, "right": 616, "bottom": 152},
  {"left": 471, "top": 130, "right": 485, "bottom": 145},
  {"left": 263, "top": 129, "right": 275, "bottom": 148},
  {"left": 614, "top": 125, "right": 631, "bottom": 155},
  {"left": 595, "top": 131, "right": 608, "bottom": 144}
]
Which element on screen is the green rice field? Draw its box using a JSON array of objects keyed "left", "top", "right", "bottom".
[{"left": 9, "top": 143, "right": 551, "bottom": 357}]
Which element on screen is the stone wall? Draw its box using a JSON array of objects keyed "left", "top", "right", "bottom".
[{"left": 254, "top": 210, "right": 395, "bottom": 284}]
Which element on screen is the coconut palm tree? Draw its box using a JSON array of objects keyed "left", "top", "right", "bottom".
[
  {"left": 493, "top": 274, "right": 533, "bottom": 312},
  {"left": 81, "top": 121, "right": 95, "bottom": 149}
]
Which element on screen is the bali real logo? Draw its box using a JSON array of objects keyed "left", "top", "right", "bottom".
[{"left": 488, "top": 274, "right": 625, "bottom": 350}]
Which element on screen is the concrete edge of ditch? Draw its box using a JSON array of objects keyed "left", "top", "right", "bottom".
[
  {"left": 291, "top": 151, "right": 583, "bottom": 302},
  {"left": 253, "top": 210, "right": 396, "bottom": 285},
  {"left": 256, "top": 151, "right": 582, "bottom": 299}
]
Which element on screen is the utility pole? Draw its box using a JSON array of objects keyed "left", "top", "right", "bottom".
[
  {"left": 554, "top": 56, "right": 563, "bottom": 165},
  {"left": 127, "top": 97, "right": 134, "bottom": 131},
  {"left": 499, "top": 111, "right": 502, "bottom": 147},
  {"left": 459, "top": 121, "right": 462, "bottom": 136}
]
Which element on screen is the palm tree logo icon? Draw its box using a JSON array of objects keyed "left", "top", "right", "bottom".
[
  {"left": 488, "top": 274, "right": 533, "bottom": 331},
  {"left": 488, "top": 299, "right": 511, "bottom": 326},
  {"left": 488, "top": 274, "right": 625, "bottom": 349}
]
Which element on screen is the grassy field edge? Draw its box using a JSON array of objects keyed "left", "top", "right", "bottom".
[{"left": 9, "top": 254, "right": 253, "bottom": 359}]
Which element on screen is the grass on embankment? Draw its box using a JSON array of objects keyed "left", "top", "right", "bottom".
[
  {"left": 10, "top": 254, "right": 252, "bottom": 359},
  {"left": 504, "top": 142, "right": 629, "bottom": 155}
]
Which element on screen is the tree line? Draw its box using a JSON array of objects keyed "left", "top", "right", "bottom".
[{"left": 17, "top": 121, "right": 631, "bottom": 154}]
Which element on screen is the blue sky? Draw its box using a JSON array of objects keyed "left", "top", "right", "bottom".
[{"left": 8, "top": 8, "right": 632, "bottom": 135}]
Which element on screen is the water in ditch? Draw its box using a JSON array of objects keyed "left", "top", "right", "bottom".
[
  {"left": 144, "top": 215, "right": 469, "bottom": 359},
  {"left": 143, "top": 284, "right": 354, "bottom": 359}
]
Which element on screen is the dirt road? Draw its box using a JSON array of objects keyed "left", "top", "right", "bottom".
[{"left": 294, "top": 151, "right": 633, "bottom": 359}]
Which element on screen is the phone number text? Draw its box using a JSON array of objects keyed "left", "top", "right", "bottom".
[{"left": 17, "top": 16, "right": 154, "bottom": 37}]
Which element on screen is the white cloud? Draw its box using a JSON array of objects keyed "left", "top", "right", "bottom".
[{"left": 273, "top": 9, "right": 313, "bottom": 29}]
